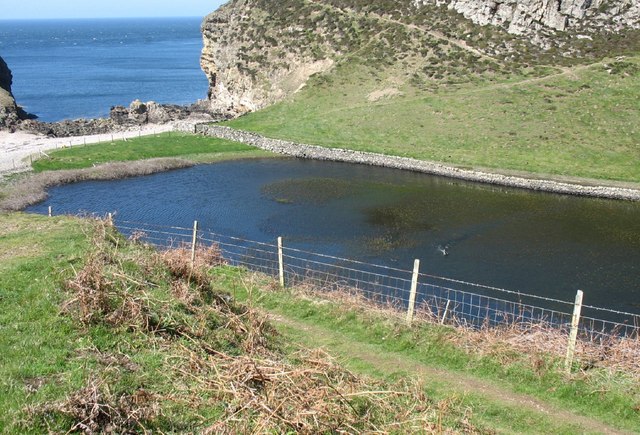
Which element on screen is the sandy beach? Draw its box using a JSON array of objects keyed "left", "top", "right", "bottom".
[{"left": 0, "top": 123, "right": 177, "bottom": 177}]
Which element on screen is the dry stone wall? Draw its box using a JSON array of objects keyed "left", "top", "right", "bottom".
[{"left": 195, "top": 124, "right": 640, "bottom": 201}]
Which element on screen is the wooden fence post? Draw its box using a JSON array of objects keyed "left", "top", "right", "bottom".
[
  {"left": 277, "top": 236, "right": 285, "bottom": 288},
  {"left": 441, "top": 300, "right": 451, "bottom": 325},
  {"left": 406, "top": 259, "right": 420, "bottom": 326},
  {"left": 190, "top": 220, "right": 198, "bottom": 266},
  {"left": 565, "top": 290, "right": 584, "bottom": 374}
]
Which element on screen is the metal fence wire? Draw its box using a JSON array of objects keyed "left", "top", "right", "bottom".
[{"left": 116, "top": 219, "right": 640, "bottom": 344}]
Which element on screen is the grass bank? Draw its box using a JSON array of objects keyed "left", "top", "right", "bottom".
[
  {"left": 225, "top": 276, "right": 640, "bottom": 433},
  {"left": 0, "top": 213, "right": 450, "bottom": 433},
  {"left": 31, "top": 131, "right": 272, "bottom": 172},
  {"left": 0, "top": 132, "right": 276, "bottom": 212},
  {"left": 2, "top": 213, "right": 637, "bottom": 433},
  {"left": 227, "top": 57, "right": 640, "bottom": 184}
]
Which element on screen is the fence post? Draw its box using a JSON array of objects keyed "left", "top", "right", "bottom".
[
  {"left": 565, "top": 290, "right": 584, "bottom": 374},
  {"left": 406, "top": 259, "right": 420, "bottom": 326},
  {"left": 441, "top": 300, "right": 451, "bottom": 325},
  {"left": 277, "top": 236, "right": 285, "bottom": 288},
  {"left": 190, "top": 220, "right": 198, "bottom": 266}
]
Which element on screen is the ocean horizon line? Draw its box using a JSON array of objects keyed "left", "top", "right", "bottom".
[{"left": 0, "top": 16, "right": 206, "bottom": 22}]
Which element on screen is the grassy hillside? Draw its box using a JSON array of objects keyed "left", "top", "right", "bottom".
[
  {"left": 206, "top": 0, "right": 640, "bottom": 184},
  {"left": 229, "top": 56, "right": 640, "bottom": 183},
  {"left": 0, "top": 214, "right": 446, "bottom": 432},
  {"left": 1, "top": 213, "right": 638, "bottom": 433}
]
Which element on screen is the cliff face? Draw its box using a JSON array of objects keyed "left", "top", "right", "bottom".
[
  {"left": 0, "top": 56, "right": 20, "bottom": 129},
  {"left": 200, "top": 0, "right": 640, "bottom": 117},
  {"left": 201, "top": 0, "right": 339, "bottom": 117},
  {"left": 0, "top": 56, "right": 36, "bottom": 130},
  {"left": 413, "top": 0, "right": 640, "bottom": 34}
]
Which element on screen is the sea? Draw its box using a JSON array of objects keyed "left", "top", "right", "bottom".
[{"left": 0, "top": 17, "right": 208, "bottom": 122}]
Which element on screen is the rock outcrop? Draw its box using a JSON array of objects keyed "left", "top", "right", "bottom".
[
  {"left": 200, "top": 0, "right": 339, "bottom": 117},
  {"left": 413, "top": 0, "right": 640, "bottom": 35},
  {"left": 0, "top": 56, "right": 34, "bottom": 130},
  {"left": 200, "top": 0, "right": 640, "bottom": 117},
  {"left": 109, "top": 99, "right": 222, "bottom": 126}
]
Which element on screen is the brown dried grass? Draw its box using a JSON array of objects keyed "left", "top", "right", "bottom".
[
  {"left": 31, "top": 377, "right": 159, "bottom": 434},
  {"left": 280, "top": 275, "right": 640, "bottom": 382},
  {"left": 184, "top": 347, "right": 435, "bottom": 434},
  {"left": 0, "top": 158, "right": 194, "bottom": 212},
  {"left": 37, "top": 219, "right": 451, "bottom": 433}
]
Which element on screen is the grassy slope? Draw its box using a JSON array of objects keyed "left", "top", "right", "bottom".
[
  {"left": 228, "top": 57, "right": 640, "bottom": 183},
  {"left": 31, "top": 132, "right": 273, "bottom": 172},
  {"left": 0, "top": 214, "right": 91, "bottom": 429},
  {"left": 2, "top": 213, "right": 638, "bottom": 432},
  {"left": 0, "top": 213, "right": 471, "bottom": 432},
  {"left": 222, "top": 271, "right": 640, "bottom": 433}
]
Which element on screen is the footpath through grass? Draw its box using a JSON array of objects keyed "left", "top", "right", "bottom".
[
  {"left": 1, "top": 213, "right": 638, "bottom": 433},
  {"left": 228, "top": 57, "right": 640, "bottom": 184},
  {"left": 219, "top": 269, "right": 640, "bottom": 434},
  {"left": 31, "top": 132, "right": 272, "bottom": 172}
]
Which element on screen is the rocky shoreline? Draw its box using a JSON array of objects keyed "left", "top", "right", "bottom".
[{"left": 195, "top": 124, "right": 640, "bottom": 202}]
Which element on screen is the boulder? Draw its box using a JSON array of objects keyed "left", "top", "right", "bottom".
[{"left": 128, "top": 99, "right": 149, "bottom": 123}]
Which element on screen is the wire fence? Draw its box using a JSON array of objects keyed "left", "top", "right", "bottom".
[{"left": 115, "top": 219, "right": 640, "bottom": 346}]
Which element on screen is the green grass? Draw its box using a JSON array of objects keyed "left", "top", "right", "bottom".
[
  {"left": 228, "top": 57, "right": 640, "bottom": 183},
  {"left": 31, "top": 132, "right": 272, "bottom": 172},
  {"left": 0, "top": 213, "right": 471, "bottom": 432},
  {"left": 0, "top": 214, "right": 239, "bottom": 432},
  {"left": 215, "top": 268, "right": 640, "bottom": 433},
  {"left": 0, "top": 214, "right": 91, "bottom": 431},
  {"left": 2, "top": 213, "right": 638, "bottom": 432}
]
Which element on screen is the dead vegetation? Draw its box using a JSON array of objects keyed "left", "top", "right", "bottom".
[
  {"left": 0, "top": 158, "right": 194, "bottom": 212},
  {"left": 277, "top": 277, "right": 640, "bottom": 385},
  {"left": 26, "top": 219, "right": 451, "bottom": 433}
]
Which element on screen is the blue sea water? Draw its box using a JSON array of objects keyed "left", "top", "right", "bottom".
[{"left": 0, "top": 17, "right": 208, "bottom": 122}]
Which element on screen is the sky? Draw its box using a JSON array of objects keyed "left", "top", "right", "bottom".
[{"left": 1, "top": 0, "right": 228, "bottom": 20}]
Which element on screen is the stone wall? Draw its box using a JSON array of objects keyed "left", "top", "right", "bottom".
[{"left": 195, "top": 124, "right": 640, "bottom": 201}]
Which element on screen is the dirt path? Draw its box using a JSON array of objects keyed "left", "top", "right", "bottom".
[
  {"left": 269, "top": 313, "right": 632, "bottom": 435},
  {"left": 307, "top": 0, "right": 495, "bottom": 62}
]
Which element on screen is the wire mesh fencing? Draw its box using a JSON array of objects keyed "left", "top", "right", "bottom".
[{"left": 115, "top": 219, "right": 640, "bottom": 347}]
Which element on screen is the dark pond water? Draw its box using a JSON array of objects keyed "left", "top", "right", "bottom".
[{"left": 27, "top": 158, "right": 640, "bottom": 314}]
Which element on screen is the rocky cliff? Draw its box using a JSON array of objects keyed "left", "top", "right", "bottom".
[
  {"left": 0, "top": 56, "right": 37, "bottom": 130},
  {"left": 200, "top": 0, "right": 640, "bottom": 117},
  {"left": 0, "top": 56, "right": 21, "bottom": 129},
  {"left": 413, "top": 0, "right": 640, "bottom": 34},
  {"left": 200, "top": 0, "right": 343, "bottom": 117}
]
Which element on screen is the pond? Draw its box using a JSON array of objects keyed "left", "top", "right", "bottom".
[{"left": 27, "top": 158, "right": 640, "bottom": 315}]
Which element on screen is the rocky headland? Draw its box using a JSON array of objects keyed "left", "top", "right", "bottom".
[
  {"left": 0, "top": 56, "right": 36, "bottom": 130},
  {"left": 198, "top": 0, "right": 640, "bottom": 117}
]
